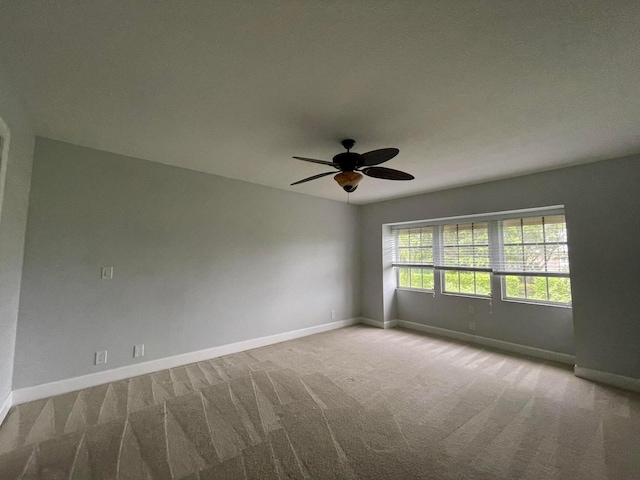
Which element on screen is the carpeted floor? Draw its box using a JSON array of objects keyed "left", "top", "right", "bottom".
[{"left": 1, "top": 325, "right": 639, "bottom": 479}]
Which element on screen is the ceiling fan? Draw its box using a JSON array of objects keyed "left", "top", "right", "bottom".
[{"left": 291, "top": 139, "right": 414, "bottom": 192}]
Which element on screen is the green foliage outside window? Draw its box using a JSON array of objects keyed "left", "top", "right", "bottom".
[
  {"left": 398, "top": 267, "right": 434, "bottom": 290},
  {"left": 444, "top": 270, "right": 491, "bottom": 296},
  {"left": 504, "top": 275, "right": 571, "bottom": 304}
]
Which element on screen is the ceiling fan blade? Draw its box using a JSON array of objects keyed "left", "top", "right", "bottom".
[
  {"left": 359, "top": 148, "right": 399, "bottom": 166},
  {"left": 291, "top": 171, "right": 336, "bottom": 185},
  {"left": 293, "top": 156, "right": 339, "bottom": 167},
  {"left": 362, "top": 166, "right": 414, "bottom": 180}
]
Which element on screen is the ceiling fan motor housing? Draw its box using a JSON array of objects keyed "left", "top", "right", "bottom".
[
  {"left": 334, "top": 171, "right": 363, "bottom": 192},
  {"left": 332, "top": 152, "right": 361, "bottom": 171}
]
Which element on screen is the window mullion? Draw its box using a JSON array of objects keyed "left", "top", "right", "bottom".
[
  {"left": 434, "top": 225, "right": 443, "bottom": 294},
  {"left": 542, "top": 217, "right": 550, "bottom": 301}
]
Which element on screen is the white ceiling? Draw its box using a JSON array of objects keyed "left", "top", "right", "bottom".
[{"left": 1, "top": 1, "right": 639, "bottom": 204}]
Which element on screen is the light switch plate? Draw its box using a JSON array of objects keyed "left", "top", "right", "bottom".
[
  {"left": 101, "top": 266, "right": 113, "bottom": 279},
  {"left": 133, "top": 344, "right": 145, "bottom": 358},
  {"left": 95, "top": 350, "right": 107, "bottom": 365}
]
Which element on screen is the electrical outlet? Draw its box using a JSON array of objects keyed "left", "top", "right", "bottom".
[
  {"left": 101, "top": 266, "right": 113, "bottom": 279},
  {"left": 331, "top": 310, "right": 336, "bottom": 319},
  {"left": 468, "top": 305, "right": 475, "bottom": 314},
  {"left": 469, "top": 321, "right": 476, "bottom": 331},
  {"left": 133, "top": 344, "right": 145, "bottom": 358},
  {"left": 95, "top": 350, "right": 107, "bottom": 365}
]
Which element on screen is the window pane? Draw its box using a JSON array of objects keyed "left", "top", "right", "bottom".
[
  {"left": 505, "top": 275, "right": 525, "bottom": 298},
  {"left": 503, "top": 219, "right": 522, "bottom": 244},
  {"left": 399, "top": 248, "right": 410, "bottom": 263},
  {"left": 457, "top": 246, "right": 474, "bottom": 267},
  {"left": 476, "top": 272, "right": 491, "bottom": 296},
  {"left": 504, "top": 245, "right": 523, "bottom": 271},
  {"left": 420, "top": 247, "right": 433, "bottom": 263},
  {"left": 523, "top": 218, "right": 544, "bottom": 243},
  {"left": 422, "top": 269, "right": 435, "bottom": 290},
  {"left": 545, "top": 244, "right": 569, "bottom": 273},
  {"left": 473, "top": 225, "right": 489, "bottom": 244},
  {"left": 443, "top": 225, "right": 457, "bottom": 245},
  {"left": 421, "top": 228, "right": 433, "bottom": 244},
  {"left": 397, "top": 229, "right": 409, "bottom": 247},
  {"left": 523, "top": 245, "right": 546, "bottom": 271},
  {"left": 398, "top": 267, "right": 410, "bottom": 288},
  {"left": 526, "top": 276, "right": 549, "bottom": 301},
  {"left": 543, "top": 216, "right": 567, "bottom": 242},
  {"left": 459, "top": 271, "right": 475, "bottom": 294},
  {"left": 548, "top": 277, "right": 571, "bottom": 303},
  {"left": 410, "top": 268, "right": 422, "bottom": 288},
  {"left": 444, "top": 270, "right": 459, "bottom": 292},
  {"left": 457, "top": 224, "right": 473, "bottom": 245},
  {"left": 410, "top": 248, "right": 422, "bottom": 263},
  {"left": 444, "top": 246, "right": 458, "bottom": 266},
  {"left": 474, "top": 246, "right": 490, "bottom": 267},
  {"left": 409, "top": 229, "right": 422, "bottom": 246}
]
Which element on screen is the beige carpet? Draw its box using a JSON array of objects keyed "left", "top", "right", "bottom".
[{"left": 1, "top": 325, "right": 639, "bottom": 479}]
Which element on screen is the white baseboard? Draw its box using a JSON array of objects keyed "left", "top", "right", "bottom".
[
  {"left": 360, "top": 317, "right": 398, "bottom": 329},
  {"left": 396, "top": 319, "right": 576, "bottom": 365},
  {"left": 0, "top": 392, "right": 12, "bottom": 426},
  {"left": 11, "top": 318, "right": 359, "bottom": 406},
  {"left": 574, "top": 366, "right": 640, "bottom": 393}
]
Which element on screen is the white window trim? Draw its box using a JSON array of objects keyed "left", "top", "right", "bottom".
[
  {"left": 392, "top": 226, "right": 436, "bottom": 292},
  {"left": 390, "top": 207, "right": 572, "bottom": 307},
  {"left": 0, "top": 117, "right": 10, "bottom": 224},
  {"left": 397, "top": 286, "right": 435, "bottom": 294}
]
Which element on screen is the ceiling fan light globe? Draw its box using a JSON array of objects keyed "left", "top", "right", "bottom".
[{"left": 334, "top": 171, "right": 363, "bottom": 192}]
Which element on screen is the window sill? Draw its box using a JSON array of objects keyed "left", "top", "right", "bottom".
[
  {"left": 501, "top": 297, "right": 572, "bottom": 309},
  {"left": 396, "top": 287, "right": 435, "bottom": 294},
  {"left": 441, "top": 292, "right": 492, "bottom": 301}
]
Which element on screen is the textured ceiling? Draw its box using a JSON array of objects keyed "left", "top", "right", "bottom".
[{"left": 1, "top": 1, "right": 639, "bottom": 204}]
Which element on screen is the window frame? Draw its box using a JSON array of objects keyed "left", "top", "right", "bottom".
[
  {"left": 392, "top": 226, "right": 435, "bottom": 293},
  {"left": 390, "top": 207, "right": 571, "bottom": 307},
  {"left": 500, "top": 276, "right": 572, "bottom": 307},
  {"left": 439, "top": 221, "right": 492, "bottom": 298},
  {"left": 396, "top": 266, "right": 436, "bottom": 293},
  {"left": 497, "top": 215, "right": 571, "bottom": 306}
]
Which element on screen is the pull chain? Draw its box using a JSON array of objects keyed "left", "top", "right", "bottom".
[{"left": 347, "top": 192, "right": 350, "bottom": 205}]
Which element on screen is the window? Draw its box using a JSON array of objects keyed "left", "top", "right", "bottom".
[
  {"left": 393, "top": 227, "right": 434, "bottom": 291},
  {"left": 391, "top": 208, "right": 571, "bottom": 306},
  {"left": 441, "top": 222, "right": 491, "bottom": 296},
  {"left": 498, "top": 215, "right": 571, "bottom": 304}
]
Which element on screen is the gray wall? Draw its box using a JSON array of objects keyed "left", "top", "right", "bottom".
[
  {"left": 361, "top": 155, "right": 640, "bottom": 378},
  {"left": 13, "top": 138, "right": 360, "bottom": 389},
  {"left": 0, "top": 66, "right": 34, "bottom": 404}
]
